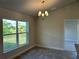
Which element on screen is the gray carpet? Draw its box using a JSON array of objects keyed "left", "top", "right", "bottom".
[{"left": 15, "top": 47, "right": 76, "bottom": 59}]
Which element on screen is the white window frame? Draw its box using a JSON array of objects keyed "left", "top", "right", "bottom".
[{"left": 2, "top": 19, "right": 29, "bottom": 53}]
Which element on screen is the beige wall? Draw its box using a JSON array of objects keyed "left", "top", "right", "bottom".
[
  {"left": 36, "top": 2, "right": 79, "bottom": 50},
  {"left": 0, "top": 8, "right": 35, "bottom": 59}
]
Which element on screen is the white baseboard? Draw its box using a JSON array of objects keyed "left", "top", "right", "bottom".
[
  {"left": 8, "top": 45, "right": 35, "bottom": 59},
  {"left": 36, "top": 44, "right": 64, "bottom": 51}
]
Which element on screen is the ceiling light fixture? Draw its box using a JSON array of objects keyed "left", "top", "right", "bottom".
[{"left": 38, "top": 0, "right": 49, "bottom": 17}]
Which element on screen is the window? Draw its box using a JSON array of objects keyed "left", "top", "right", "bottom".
[
  {"left": 18, "top": 21, "right": 29, "bottom": 46},
  {"left": 3, "top": 19, "right": 29, "bottom": 52}
]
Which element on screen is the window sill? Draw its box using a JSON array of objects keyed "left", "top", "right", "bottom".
[{"left": 3, "top": 44, "right": 28, "bottom": 53}]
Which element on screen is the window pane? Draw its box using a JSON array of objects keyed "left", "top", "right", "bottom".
[
  {"left": 3, "top": 19, "right": 17, "bottom": 52},
  {"left": 3, "top": 19, "right": 16, "bottom": 34},
  {"left": 18, "top": 21, "right": 26, "bottom": 33},
  {"left": 19, "top": 33, "right": 27, "bottom": 46},
  {"left": 3, "top": 35, "right": 17, "bottom": 52}
]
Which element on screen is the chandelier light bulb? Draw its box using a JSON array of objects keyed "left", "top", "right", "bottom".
[
  {"left": 38, "top": 11, "right": 42, "bottom": 16},
  {"left": 42, "top": 13, "right": 44, "bottom": 17},
  {"left": 45, "top": 11, "right": 48, "bottom": 16}
]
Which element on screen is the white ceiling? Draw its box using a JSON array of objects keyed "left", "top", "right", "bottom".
[{"left": 0, "top": 0, "right": 77, "bottom": 16}]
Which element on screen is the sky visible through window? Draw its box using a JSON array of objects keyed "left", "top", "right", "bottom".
[
  {"left": 3, "top": 19, "right": 26, "bottom": 27},
  {"left": 3, "top": 19, "right": 16, "bottom": 26},
  {"left": 3, "top": 19, "right": 26, "bottom": 34}
]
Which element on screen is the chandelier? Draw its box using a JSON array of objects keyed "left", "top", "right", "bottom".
[{"left": 38, "top": 0, "right": 49, "bottom": 17}]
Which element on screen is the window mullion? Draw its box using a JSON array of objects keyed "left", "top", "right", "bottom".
[
  {"left": 26, "top": 22, "right": 29, "bottom": 45},
  {"left": 16, "top": 21, "right": 19, "bottom": 47},
  {"left": 26, "top": 22, "right": 27, "bottom": 44},
  {"left": 0, "top": 19, "right": 3, "bottom": 53}
]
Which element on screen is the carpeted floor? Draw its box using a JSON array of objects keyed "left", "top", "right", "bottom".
[{"left": 15, "top": 47, "right": 77, "bottom": 59}]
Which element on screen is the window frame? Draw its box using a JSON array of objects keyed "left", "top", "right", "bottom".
[{"left": 2, "top": 18, "right": 29, "bottom": 53}]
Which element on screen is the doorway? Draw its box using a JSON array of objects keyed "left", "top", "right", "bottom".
[
  {"left": 64, "top": 20, "right": 77, "bottom": 52},
  {"left": 64, "top": 19, "right": 79, "bottom": 59}
]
